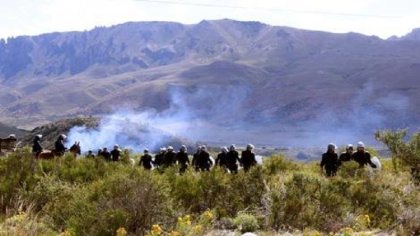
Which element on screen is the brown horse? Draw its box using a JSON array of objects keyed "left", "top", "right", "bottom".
[{"left": 37, "top": 141, "right": 81, "bottom": 159}]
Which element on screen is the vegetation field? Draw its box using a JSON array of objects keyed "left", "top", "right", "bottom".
[{"left": 0, "top": 130, "right": 418, "bottom": 236}]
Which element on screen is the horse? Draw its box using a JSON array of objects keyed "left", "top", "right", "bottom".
[{"left": 37, "top": 141, "right": 81, "bottom": 159}]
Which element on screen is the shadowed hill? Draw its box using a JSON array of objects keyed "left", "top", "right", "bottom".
[{"left": 0, "top": 122, "right": 28, "bottom": 138}]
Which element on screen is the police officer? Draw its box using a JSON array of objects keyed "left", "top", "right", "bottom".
[
  {"left": 352, "top": 142, "right": 377, "bottom": 168},
  {"left": 54, "top": 134, "right": 67, "bottom": 156},
  {"left": 320, "top": 143, "right": 339, "bottom": 177},
  {"left": 226, "top": 144, "right": 240, "bottom": 173},
  {"left": 32, "top": 134, "right": 43, "bottom": 158},
  {"left": 175, "top": 145, "right": 190, "bottom": 173},
  {"left": 139, "top": 148, "right": 153, "bottom": 170},
  {"left": 241, "top": 144, "right": 257, "bottom": 172}
]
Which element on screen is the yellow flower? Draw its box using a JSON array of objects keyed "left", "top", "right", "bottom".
[
  {"left": 178, "top": 215, "right": 191, "bottom": 226},
  {"left": 193, "top": 225, "right": 203, "bottom": 234},
  {"left": 203, "top": 211, "right": 213, "bottom": 220},
  {"left": 151, "top": 224, "right": 162, "bottom": 235},
  {"left": 116, "top": 227, "right": 127, "bottom": 236},
  {"left": 363, "top": 214, "right": 371, "bottom": 226},
  {"left": 342, "top": 227, "right": 353, "bottom": 236},
  {"left": 59, "top": 230, "right": 72, "bottom": 236},
  {"left": 168, "top": 230, "right": 181, "bottom": 236}
]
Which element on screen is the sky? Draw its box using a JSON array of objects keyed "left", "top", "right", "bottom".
[{"left": 0, "top": 0, "right": 419, "bottom": 40}]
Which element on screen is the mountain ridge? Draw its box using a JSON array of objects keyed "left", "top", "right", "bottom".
[{"left": 0, "top": 19, "right": 419, "bottom": 145}]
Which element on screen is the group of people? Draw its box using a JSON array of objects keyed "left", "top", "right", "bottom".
[
  {"left": 32, "top": 134, "right": 68, "bottom": 157},
  {"left": 138, "top": 144, "right": 257, "bottom": 173},
  {"left": 33, "top": 134, "right": 377, "bottom": 177},
  {"left": 320, "top": 141, "right": 377, "bottom": 176}
]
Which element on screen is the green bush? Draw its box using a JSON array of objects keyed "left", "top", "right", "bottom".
[{"left": 234, "top": 212, "right": 259, "bottom": 233}]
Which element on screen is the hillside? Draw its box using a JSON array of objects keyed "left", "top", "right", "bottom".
[
  {"left": 0, "top": 19, "right": 419, "bottom": 146},
  {"left": 0, "top": 122, "right": 28, "bottom": 138}
]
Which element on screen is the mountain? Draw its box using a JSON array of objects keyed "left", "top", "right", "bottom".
[
  {"left": 0, "top": 122, "right": 28, "bottom": 138},
  {"left": 389, "top": 28, "right": 420, "bottom": 41},
  {"left": 0, "top": 19, "right": 419, "bottom": 146}
]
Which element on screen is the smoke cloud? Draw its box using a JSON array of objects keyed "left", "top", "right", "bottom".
[{"left": 66, "top": 80, "right": 412, "bottom": 154}]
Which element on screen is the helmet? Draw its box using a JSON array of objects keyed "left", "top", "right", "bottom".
[
  {"left": 144, "top": 148, "right": 149, "bottom": 153},
  {"left": 160, "top": 147, "right": 167, "bottom": 152},
  {"left": 9, "top": 134, "right": 16, "bottom": 139},
  {"left": 60, "top": 134, "right": 67, "bottom": 139},
  {"left": 327, "top": 143, "right": 336, "bottom": 149},
  {"left": 229, "top": 144, "right": 236, "bottom": 151},
  {"left": 346, "top": 144, "right": 354, "bottom": 150},
  {"left": 246, "top": 144, "right": 254, "bottom": 150},
  {"left": 114, "top": 144, "right": 119, "bottom": 149},
  {"left": 201, "top": 145, "right": 207, "bottom": 150},
  {"left": 167, "top": 146, "right": 173, "bottom": 151},
  {"left": 36, "top": 134, "right": 43, "bottom": 139},
  {"left": 180, "top": 145, "right": 187, "bottom": 151},
  {"left": 222, "top": 146, "right": 228, "bottom": 152},
  {"left": 357, "top": 141, "right": 365, "bottom": 148}
]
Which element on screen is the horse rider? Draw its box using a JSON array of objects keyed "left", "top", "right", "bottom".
[
  {"left": 54, "top": 134, "right": 67, "bottom": 156},
  {"left": 32, "top": 134, "right": 43, "bottom": 158}
]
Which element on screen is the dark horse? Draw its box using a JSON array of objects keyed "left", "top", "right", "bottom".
[{"left": 37, "top": 141, "right": 81, "bottom": 159}]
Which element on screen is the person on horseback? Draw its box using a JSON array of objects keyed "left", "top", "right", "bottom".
[
  {"left": 139, "top": 148, "right": 153, "bottom": 170},
  {"left": 54, "top": 134, "right": 67, "bottom": 156},
  {"left": 32, "top": 134, "right": 43, "bottom": 158},
  {"left": 175, "top": 145, "right": 190, "bottom": 173},
  {"left": 241, "top": 144, "right": 257, "bottom": 172}
]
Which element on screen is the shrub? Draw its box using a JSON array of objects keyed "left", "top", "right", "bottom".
[{"left": 233, "top": 212, "right": 259, "bottom": 233}]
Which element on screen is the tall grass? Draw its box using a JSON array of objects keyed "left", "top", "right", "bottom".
[{"left": 0, "top": 137, "right": 418, "bottom": 235}]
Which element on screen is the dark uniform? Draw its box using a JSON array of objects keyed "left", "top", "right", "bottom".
[
  {"left": 140, "top": 153, "right": 153, "bottom": 170},
  {"left": 110, "top": 148, "right": 121, "bottom": 162},
  {"left": 339, "top": 152, "right": 352, "bottom": 162},
  {"left": 226, "top": 150, "right": 240, "bottom": 173},
  {"left": 192, "top": 148, "right": 201, "bottom": 170},
  {"left": 195, "top": 149, "right": 213, "bottom": 171},
  {"left": 320, "top": 151, "right": 339, "bottom": 176},
  {"left": 154, "top": 150, "right": 165, "bottom": 169},
  {"left": 86, "top": 151, "right": 95, "bottom": 158},
  {"left": 352, "top": 151, "right": 376, "bottom": 168},
  {"left": 32, "top": 136, "right": 43, "bottom": 157},
  {"left": 241, "top": 150, "right": 257, "bottom": 172},
  {"left": 175, "top": 150, "right": 190, "bottom": 173},
  {"left": 215, "top": 150, "right": 227, "bottom": 167},
  {"left": 100, "top": 148, "right": 111, "bottom": 161},
  {"left": 54, "top": 137, "right": 67, "bottom": 155},
  {"left": 163, "top": 149, "right": 176, "bottom": 167}
]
